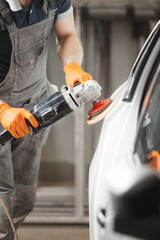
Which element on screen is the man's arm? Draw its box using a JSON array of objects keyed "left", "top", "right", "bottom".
[
  {"left": 54, "top": 13, "right": 83, "bottom": 66},
  {"left": 54, "top": 13, "right": 92, "bottom": 86}
]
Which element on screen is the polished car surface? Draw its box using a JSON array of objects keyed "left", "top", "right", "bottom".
[{"left": 89, "top": 21, "right": 160, "bottom": 240}]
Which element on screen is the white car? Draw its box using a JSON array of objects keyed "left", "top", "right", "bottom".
[{"left": 89, "top": 20, "right": 160, "bottom": 240}]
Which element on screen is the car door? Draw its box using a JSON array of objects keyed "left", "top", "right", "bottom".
[{"left": 100, "top": 61, "right": 160, "bottom": 240}]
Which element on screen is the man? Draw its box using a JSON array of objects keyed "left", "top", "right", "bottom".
[{"left": 0, "top": 0, "right": 92, "bottom": 238}]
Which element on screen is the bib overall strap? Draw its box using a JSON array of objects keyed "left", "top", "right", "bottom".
[
  {"left": 48, "top": 0, "right": 56, "bottom": 9},
  {"left": 0, "top": 15, "right": 5, "bottom": 30},
  {"left": 0, "top": 0, "right": 12, "bottom": 29},
  {"left": 43, "top": 0, "right": 57, "bottom": 13}
]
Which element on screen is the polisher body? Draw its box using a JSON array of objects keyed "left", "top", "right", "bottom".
[{"left": 0, "top": 80, "right": 103, "bottom": 145}]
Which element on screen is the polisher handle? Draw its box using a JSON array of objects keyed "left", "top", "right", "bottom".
[
  {"left": 0, "top": 130, "right": 13, "bottom": 146},
  {"left": 0, "top": 119, "right": 33, "bottom": 146}
]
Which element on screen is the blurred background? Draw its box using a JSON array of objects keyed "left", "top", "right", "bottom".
[{"left": 18, "top": 0, "right": 160, "bottom": 239}]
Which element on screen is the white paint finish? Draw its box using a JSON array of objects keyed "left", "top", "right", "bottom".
[{"left": 89, "top": 26, "right": 160, "bottom": 240}]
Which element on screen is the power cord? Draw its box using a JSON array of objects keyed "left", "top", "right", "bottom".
[{"left": 0, "top": 196, "right": 19, "bottom": 240}]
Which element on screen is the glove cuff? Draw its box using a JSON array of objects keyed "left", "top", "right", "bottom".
[
  {"left": 0, "top": 103, "right": 11, "bottom": 120},
  {"left": 63, "top": 62, "right": 82, "bottom": 73}
]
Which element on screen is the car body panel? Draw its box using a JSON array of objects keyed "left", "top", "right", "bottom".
[{"left": 89, "top": 21, "right": 160, "bottom": 240}]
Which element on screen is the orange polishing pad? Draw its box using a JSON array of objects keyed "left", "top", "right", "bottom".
[{"left": 86, "top": 97, "right": 118, "bottom": 125}]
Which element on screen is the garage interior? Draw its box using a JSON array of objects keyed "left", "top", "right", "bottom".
[{"left": 18, "top": 0, "right": 160, "bottom": 239}]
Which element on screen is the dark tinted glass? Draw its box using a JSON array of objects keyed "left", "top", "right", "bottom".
[{"left": 135, "top": 65, "right": 160, "bottom": 171}]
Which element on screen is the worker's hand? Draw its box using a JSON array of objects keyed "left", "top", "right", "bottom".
[
  {"left": 63, "top": 62, "right": 92, "bottom": 86},
  {"left": 147, "top": 150, "right": 160, "bottom": 172},
  {"left": 0, "top": 102, "right": 38, "bottom": 138}
]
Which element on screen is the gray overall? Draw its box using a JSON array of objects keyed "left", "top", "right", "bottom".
[{"left": 0, "top": 1, "right": 57, "bottom": 239}]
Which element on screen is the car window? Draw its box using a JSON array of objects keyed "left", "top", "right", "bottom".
[{"left": 134, "top": 63, "right": 160, "bottom": 172}]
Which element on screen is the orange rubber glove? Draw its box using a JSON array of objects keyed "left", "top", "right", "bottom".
[
  {"left": 147, "top": 150, "right": 160, "bottom": 172},
  {"left": 0, "top": 102, "right": 38, "bottom": 138},
  {"left": 63, "top": 62, "right": 92, "bottom": 86}
]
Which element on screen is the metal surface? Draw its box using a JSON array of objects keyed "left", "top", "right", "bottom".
[{"left": 62, "top": 80, "right": 102, "bottom": 111}]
